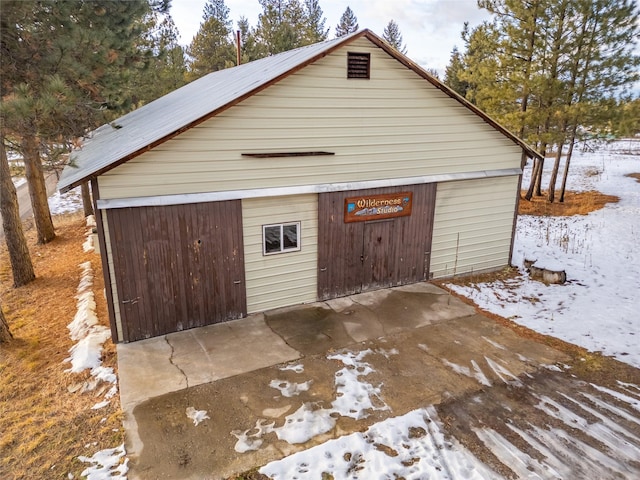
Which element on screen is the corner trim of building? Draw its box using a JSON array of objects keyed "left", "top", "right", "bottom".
[{"left": 91, "top": 179, "right": 120, "bottom": 343}]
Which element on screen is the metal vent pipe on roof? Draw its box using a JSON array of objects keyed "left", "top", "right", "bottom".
[{"left": 236, "top": 30, "right": 241, "bottom": 66}]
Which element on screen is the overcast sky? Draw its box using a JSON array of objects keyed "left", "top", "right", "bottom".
[{"left": 170, "top": 0, "right": 491, "bottom": 75}]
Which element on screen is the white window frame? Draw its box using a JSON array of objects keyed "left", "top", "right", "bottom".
[{"left": 262, "top": 221, "right": 301, "bottom": 256}]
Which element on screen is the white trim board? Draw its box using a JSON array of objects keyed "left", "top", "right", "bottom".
[{"left": 96, "top": 168, "right": 521, "bottom": 210}]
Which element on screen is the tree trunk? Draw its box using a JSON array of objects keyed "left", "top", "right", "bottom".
[
  {"left": 547, "top": 141, "right": 565, "bottom": 203},
  {"left": 535, "top": 2, "right": 567, "bottom": 199},
  {"left": 21, "top": 133, "right": 55, "bottom": 244},
  {"left": 526, "top": 141, "right": 547, "bottom": 200},
  {"left": 524, "top": 157, "right": 541, "bottom": 201},
  {"left": 559, "top": 133, "right": 577, "bottom": 202},
  {"left": 81, "top": 182, "right": 94, "bottom": 217},
  {"left": 0, "top": 302, "right": 13, "bottom": 343},
  {"left": 1, "top": 136, "right": 36, "bottom": 287},
  {"left": 534, "top": 156, "right": 544, "bottom": 196},
  {"left": 547, "top": 149, "right": 560, "bottom": 203}
]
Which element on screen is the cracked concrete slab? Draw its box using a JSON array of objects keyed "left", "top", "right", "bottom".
[
  {"left": 117, "top": 282, "right": 483, "bottom": 478},
  {"left": 129, "top": 314, "right": 576, "bottom": 480},
  {"left": 118, "top": 314, "right": 300, "bottom": 413},
  {"left": 118, "top": 335, "right": 186, "bottom": 414},
  {"left": 117, "top": 313, "right": 301, "bottom": 466}
]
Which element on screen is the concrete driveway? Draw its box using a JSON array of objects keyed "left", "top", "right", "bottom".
[{"left": 117, "top": 283, "right": 640, "bottom": 479}]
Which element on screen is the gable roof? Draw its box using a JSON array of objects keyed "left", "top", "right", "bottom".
[{"left": 58, "top": 29, "right": 542, "bottom": 193}]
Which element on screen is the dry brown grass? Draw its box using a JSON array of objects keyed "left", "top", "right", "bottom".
[
  {"left": 626, "top": 173, "right": 640, "bottom": 183},
  {"left": 0, "top": 214, "right": 122, "bottom": 480},
  {"left": 518, "top": 190, "right": 619, "bottom": 216}
]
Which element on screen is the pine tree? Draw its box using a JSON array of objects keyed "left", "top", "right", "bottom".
[
  {"left": 130, "top": 12, "right": 187, "bottom": 105},
  {"left": 152, "top": 15, "right": 188, "bottom": 95},
  {"left": 303, "top": 0, "right": 329, "bottom": 43},
  {"left": 237, "top": 16, "right": 265, "bottom": 62},
  {"left": 614, "top": 99, "right": 640, "bottom": 138},
  {"left": 335, "top": 6, "right": 358, "bottom": 37},
  {"left": 460, "top": 0, "right": 639, "bottom": 204},
  {"left": 81, "top": 182, "right": 94, "bottom": 217},
  {"left": 187, "top": 0, "right": 235, "bottom": 80},
  {"left": 382, "top": 20, "right": 407, "bottom": 54},
  {"left": 556, "top": 0, "right": 640, "bottom": 202},
  {"left": 532, "top": 0, "right": 571, "bottom": 198},
  {"left": 1, "top": 131, "right": 35, "bottom": 288},
  {"left": 444, "top": 47, "right": 470, "bottom": 97},
  {"left": 457, "top": 22, "right": 504, "bottom": 113},
  {"left": 255, "top": 0, "right": 307, "bottom": 55},
  {"left": 1, "top": 0, "right": 155, "bottom": 244}
]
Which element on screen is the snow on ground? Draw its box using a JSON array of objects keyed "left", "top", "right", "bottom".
[
  {"left": 11, "top": 176, "right": 26, "bottom": 188},
  {"left": 76, "top": 444, "right": 128, "bottom": 480},
  {"left": 48, "top": 185, "right": 83, "bottom": 215},
  {"left": 63, "top": 232, "right": 127, "bottom": 479},
  {"left": 232, "top": 349, "right": 391, "bottom": 452},
  {"left": 450, "top": 139, "right": 640, "bottom": 368},
  {"left": 186, "top": 407, "right": 210, "bottom": 426},
  {"left": 261, "top": 407, "right": 502, "bottom": 480}
]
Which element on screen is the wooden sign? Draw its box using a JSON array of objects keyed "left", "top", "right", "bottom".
[{"left": 344, "top": 192, "right": 413, "bottom": 223}]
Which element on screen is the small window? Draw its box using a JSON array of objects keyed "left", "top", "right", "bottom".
[
  {"left": 263, "top": 222, "right": 301, "bottom": 255},
  {"left": 347, "top": 52, "right": 370, "bottom": 79}
]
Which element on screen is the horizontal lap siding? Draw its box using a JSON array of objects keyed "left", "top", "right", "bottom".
[
  {"left": 430, "top": 176, "right": 519, "bottom": 278},
  {"left": 242, "top": 195, "right": 318, "bottom": 313},
  {"left": 98, "top": 38, "right": 522, "bottom": 200}
]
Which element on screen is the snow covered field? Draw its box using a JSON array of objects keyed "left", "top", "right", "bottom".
[{"left": 449, "top": 139, "right": 640, "bottom": 368}]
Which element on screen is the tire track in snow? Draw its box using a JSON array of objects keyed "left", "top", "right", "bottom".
[{"left": 439, "top": 370, "right": 640, "bottom": 479}]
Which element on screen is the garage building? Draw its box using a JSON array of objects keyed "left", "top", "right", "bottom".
[{"left": 58, "top": 30, "right": 541, "bottom": 343}]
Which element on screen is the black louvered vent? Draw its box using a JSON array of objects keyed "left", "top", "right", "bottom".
[{"left": 347, "top": 52, "right": 370, "bottom": 79}]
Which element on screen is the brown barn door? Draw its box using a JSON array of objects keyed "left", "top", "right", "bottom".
[
  {"left": 318, "top": 184, "right": 436, "bottom": 301},
  {"left": 108, "top": 201, "right": 246, "bottom": 342},
  {"left": 362, "top": 220, "right": 395, "bottom": 290}
]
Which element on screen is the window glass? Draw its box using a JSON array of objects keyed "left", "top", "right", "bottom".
[
  {"left": 263, "top": 222, "right": 300, "bottom": 255},
  {"left": 264, "top": 225, "right": 281, "bottom": 253},
  {"left": 283, "top": 224, "right": 298, "bottom": 249}
]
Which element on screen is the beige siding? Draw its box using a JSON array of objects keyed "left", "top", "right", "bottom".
[
  {"left": 102, "top": 210, "right": 123, "bottom": 342},
  {"left": 98, "top": 37, "right": 522, "bottom": 200},
  {"left": 242, "top": 195, "right": 318, "bottom": 313},
  {"left": 430, "top": 176, "right": 519, "bottom": 278}
]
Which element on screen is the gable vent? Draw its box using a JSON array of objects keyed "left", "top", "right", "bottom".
[{"left": 347, "top": 52, "right": 370, "bottom": 79}]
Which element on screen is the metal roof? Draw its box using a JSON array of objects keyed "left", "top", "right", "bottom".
[{"left": 58, "top": 29, "right": 541, "bottom": 193}]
